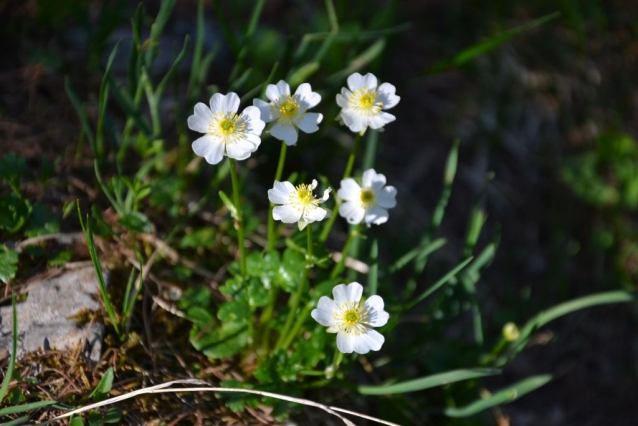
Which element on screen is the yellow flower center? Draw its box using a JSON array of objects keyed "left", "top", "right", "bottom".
[
  {"left": 350, "top": 88, "right": 383, "bottom": 116},
  {"left": 209, "top": 112, "right": 246, "bottom": 143},
  {"left": 333, "top": 302, "right": 370, "bottom": 336},
  {"left": 219, "top": 118, "right": 236, "bottom": 134},
  {"left": 279, "top": 97, "right": 300, "bottom": 118},
  {"left": 289, "top": 183, "right": 320, "bottom": 212},
  {"left": 360, "top": 189, "right": 375, "bottom": 206}
]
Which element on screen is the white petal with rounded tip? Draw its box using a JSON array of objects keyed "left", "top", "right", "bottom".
[
  {"left": 309, "top": 179, "right": 318, "bottom": 190},
  {"left": 339, "top": 201, "right": 364, "bottom": 224},
  {"left": 358, "top": 329, "right": 385, "bottom": 353},
  {"left": 192, "top": 135, "right": 224, "bottom": 165},
  {"left": 319, "top": 188, "right": 331, "bottom": 202},
  {"left": 209, "top": 93, "right": 225, "bottom": 112},
  {"left": 243, "top": 133, "right": 261, "bottom": 151},
  {"left": 362, "top": 169, "right": 386, "bottom": 189},
  {"left": 336, "top": 333, "right": 355, "bottom": 353},
  {"left": 242, "top": 106, "right": 265, "bottom": 134},
  {"left": 296, "top": 83, "right": 321, "bottom": 108},
  {"left": 377, "top": 186, "right": 397, "bottom": 208},
  {"left": 268, "top": 181, "right": 294, "bottom": 204},
  {"left": 271, "top": 122, "right": 298, "bottom": 146},
  {"left": 340, "top": 110, "right": 367, "bottom": 133},
  {"left": 226, "top": 138, "right": 254, "bottom": 160},
  {"left": 361, "top": 73, "right": 378, "bottom": 90},
  {"left": 377, "top": 82, "right": 400, "bottom": 109},
  {"left": 253, "top": 98, "right": 273, "bottom": 122},
  {"left": 275, "top": 80, "right": 290, "bottom": 97},
  {"left": 332, "top": 282, "right": 363, "bottom": 304},
  {"left": 265, "top": 83, "right": 281, "bottom": 102},
  {"left": 273, "top": 205, "right": 302, "bottom": 223},
  {"left": 336, "top": 89, "right": 350, "bottom": 108},
  {"left": 311, "top": 297, "right": 338, "bottom": 326},
  {"left": 365, "top": 205, "right": 389, "bottom": 226},
  {"left": 188, "top": 103, "right": 213, "bottom": 133},
  {"left": 222, "top": 92, "right": 240, "bottom": 113},
  {"left": 368, "top": 111, "right": 395, "bottom": 129},
  {"left": 337, "top": 178, "right": 361, "bottom": 201},
  {"left": 365, "top": 295, "right": 389, "bottom": 327},
  {"left": 297, "top": 112, "right": 322, "bottom": 134},
  {"left": 304, "top": 206, "right": 327, "bottom": 223},
  {"left": 347, "top": 72, "right": 365, "bottom": 90}
]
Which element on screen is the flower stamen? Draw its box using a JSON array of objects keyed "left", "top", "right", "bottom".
[
  {"left": 349, "top": 88, "right": 383, "bottom": 116},
  {"left": 208, "top": 112, "right": 246, "bottom": 143},
  {"left": 360, "top": 189, "right": 375, "bottom": 207}
]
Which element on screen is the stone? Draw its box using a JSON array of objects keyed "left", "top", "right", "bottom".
[{"left": 0, "top": 264, "right": 106, "bottom": 362}]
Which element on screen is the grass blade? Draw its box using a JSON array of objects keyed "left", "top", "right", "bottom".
[
  {"left": 443, "top": 374, "right": 552, "bottom": 417},
  {"left": 391, "top": 238, "right": 446, "bottom": 273},
  {"left": 0, "top": 400, "right": 58, "bottom": 416},
  {"left": 155, "top": 35, "right": 191, "bottom": 100},
  {"left": 327, "top": 38, "right": 386, "bottom": 83},
  {"left": 65, "top": 77, "right": 96, "bottom": 156},
  {"left": 368, "top": 239, "right": 378, "bottom": 295},
  {"left": 358, "top": 368, "right": 499, "bottom": 395},
  {"left": 406, "top": 256, "right": 474, "bottom": 310},
  {"left": 0, "top": 293, "right": 17, "bottom": 403},
  {"left": 96, "top": 40, "right": 121, "bottom": 160},
  {"left": 425, "top": 12, "right": 560, "bottom": 75}
]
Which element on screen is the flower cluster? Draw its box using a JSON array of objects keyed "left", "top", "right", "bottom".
[{"left": 188, "top": 72, "right": 400, "bottom": 355}]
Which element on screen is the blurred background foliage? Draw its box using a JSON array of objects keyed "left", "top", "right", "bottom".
[{"left": 1, "top": 0, "right": 638, "bottom": 425}]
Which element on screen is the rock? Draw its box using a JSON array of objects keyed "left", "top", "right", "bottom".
[{"left": 0, "top": 264, "right": 106, "bottom": 362}]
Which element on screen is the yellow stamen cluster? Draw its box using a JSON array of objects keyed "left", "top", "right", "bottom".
[
  {"left": 360, "top": 189, "right": 375, "bottom": 207},
  {"left": 279, "top": 97, "right": 300, "bottom": 118},
  {"left": 334, "top": 302, "right": 370, "bottom": 336},
  {"left": 208, "top": 112, "right": 246, "bottom": 143},
  {"left": 289, "top": 184, "right": 319, "bottom": 211},
  {"left": 349, "top": 88, "right": 383, "bottom": 116}
]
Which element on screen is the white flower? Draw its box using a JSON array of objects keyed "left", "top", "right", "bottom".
[
  {"left": 187, "top": 92, "right": 266, "bottom": 165},
  {"left": 268, "top": 179, "right": 331, "bottom": 230},
  {"left": 311, "top": 282, "right": 389, "bottom": 354},
  {"left": 338, "top": 168, "right": 397, "bottom": 226},
  {"left": 336, "top": 72, "right": 400, "bottom": 133},
  {"left": 253, "top": 80, "right": 323, "bottom": 146}
]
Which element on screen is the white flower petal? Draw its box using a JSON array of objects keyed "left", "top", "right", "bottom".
[
  {"left": 340, "top": 110, "right": 367, "bottom": 133},
  {"left": 309, "top": 179, "right": 318, "bottom": 190},
  {"left": 333, "top": 282, "right": 363, "bottom": 304},
  {"left": 265, "top": 83, "right": 281, "bottom": 102},
  {"left": 296, "top": 83, "right": 321, "bottom": 108},
  {"left": 304, "top": 206, "right": 327, "bottom": 223},
  {"left": 209, "top": 93, "right": 224, "bottom": 112},
  {"left": 319, "top": 188, "right": 331, "bottom": 202},
  {"left": 358, "top": 329, "right": 385, "bottom": 353},
  {"left": 297, "top": 112, "right": 322, "bottom": 134},
  {"left": 347, "top": 72, "right": 365, "bottom": 90},
  {"left": 311, "top": 297, "right": 338, "bottom": 327},
  {"left": 339, "top": 201, "right": 365, "bottom": 224},
  {"left": 253, "top": 98, "right": 274, "bottom": 122},
  {"left": 336, "top": 89, "right": 350, "bottom": 108},
  {"left": 273, "top": 205, "right": 303, "bottom": 223},
  {"left": 275, "top": 80, "right": 290, "bottom": 97},
  {"left": 226, "top": 138, "right": 255, "bottom": 160},
  {"left": 187, "top": 103, "right": 213, "bottom": 133},
  {"left": 336, "top": 333, "right": 355, "bottom": 353},
  {"left": 243, "top": 132, "right": 261, "bottom": 152},
  {"left": 365, "top": 295, "right": 389, "bottom": 327},
  {"left": 242, "top": 106, "right": 266, "bottom": 135},
  {"left": 337, "top": 178, "right": 361, "bottom": 201},
  {"left": 368, "top": 111, "right": 396, "bottom": 130},
  {"left": 376, "top": 186, "right": 397, "bottom": 208},
  {"left": 361, "top": 169, "right": 386, "bottom": 189},
  {"left": 222, "top": 92, "right": 240, "bottom": 113},
  {"left": 192, "top": 135, "right": 224, "bottom": 165},
  {"left": 362, "top": 73, "right": 378, "bottom": 90},
  {"left": 268, "top": 181, "right": 294, "bottom": 204},
  {"left": 271, "top": 122, "right": 299, "bottom": 146},
  {"left": 377, "top": 82, "right": 400, "bottom": 109},
  {"left": 365, "top": 205, "right": 389, "bottom": 226}
]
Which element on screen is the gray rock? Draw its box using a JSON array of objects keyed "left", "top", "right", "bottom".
[{"left": 0, "top": 264, "right": 106, "bottom": 362}]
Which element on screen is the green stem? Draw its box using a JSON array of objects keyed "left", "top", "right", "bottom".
[
  {"left": 267, "top": 143, "right": 288, "bottom": 251},
  {"left": 229, "top": 159, "right": 247, "bottom": 278},
  {"left": 319, "top": 132, "right": 362, "bottom": 242},
  {"left": 330, "top": 223, "right": 361, "bottom": 278},
  {"left": 275, "top": 225, "right": 313, "bottom": 350},
  {"left": 280, "top": 302, "right": 313, "bottom": 350},
  {"left": 329, "top": 348, "right": 344, "bottom": 378}
]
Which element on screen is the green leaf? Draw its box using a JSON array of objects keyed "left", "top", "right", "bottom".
[
  {"left": 0, "top": 153, "right": 26, "bottom": 191},
  {"left": 190, "top": 321, "right": 249, "bottom": 359},
  {"left": 358, "top": 368, "right": 500, "bottom": 395},
  {"left": 47, "top": 250, "right": 74, "bottom": 268},
  {"left": 89, "top": 367, "right": 114, "bottom": 400},
  {"left": 103, "top": 407, "right": 122, "bottom": 423},
  {"left": 0, "top": 194, "right": 32, "bottom": 234},
  {"left": 246, "top": 277, "right": 270, "bottom": 307},
  {"left": 0, "top": 294, "right": 18, "bottom": 403},
  {"left": 406, "top": 256, "right": 474, "bottom": 309},
  {"left": 218, "top": 300, "right": 250, "bottom": 323},
  {"left": 179, "top": 228, "right": 216, "bottom": 250},
  {"left": 24, "top": 203, "right": 59, "bottom": 237},
  {"left": 0, "top": 415, "right": 31, "bottom": 426},
  {"left": 68, "top": 415, "right": 85, "bottom": 426},
  {"left": 443, "top": 375, "right": 552, "bottom": 417},
  {"left": 425, "top": 12, "right": 560, "bottom": 74},
  {"left": 278, "top": 249, "right": 305, "bottom": 293},
  {"left": 218, "top": 190, "right": 238, "bottom": 220},
  {"left": 0, "top": 246, "right": 18, "bottom": 284},
  {"left": 117, "top": 211, "right": 152, "bottom": 234},
  {"left": 0, "top": 400, "right": 57, "bottom": 416}
]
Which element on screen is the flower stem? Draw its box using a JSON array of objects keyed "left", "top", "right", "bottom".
[
  {"left": 330, "top": 348, "right": 344, "bottom": 377},
  {"left": 229, "top": 158, "right": 246, "bottom": 279},
  {"left": 319, "top": 132, "right": 362, "bottom": 242},
  {"left": 267, "top": 143, "right": 288, "bottom": 251},
  {"left": 275, "top": 225, "right": 313, "bottom": 351},
  {"left": 330, "top": 223, "right": 361, "bottom": 279}
]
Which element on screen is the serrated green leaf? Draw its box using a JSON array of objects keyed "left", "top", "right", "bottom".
[
  {"left": 190, "top": 321, "right": 249, "bottom": 359},
  {"left": 0, "top": 194, "right": 31, "bottom": 234},
  {"left": 358, "top": 368, "right": 500, "bottom": 395},
  {"left": 278, "top": 249, "right": 305, "bottom": 293},
  {"left": 218, "top": 300, "right": 250, "bottom": 323},
  {"left": 444, "top": 375, "right": 552, "bottom": 417}
]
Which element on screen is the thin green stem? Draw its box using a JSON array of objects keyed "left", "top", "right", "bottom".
[
  {"left": 275, "top": 225, "right": 313, "bottom": 350},
  {"left": 319, "top": 132, "right": 362, "bottom": 242},
  {"left": 267, "top": 143, "right": 288, "bottom": 251},
  {"left": 330, "top": 224, "right": 361, "bottom": 278},
  {"left": 280, "top": 302, "right": 313, "bottom": 350},
  {"left": 329, "top": 348, "right": 344, "bottom": 378},
  {"left": 229, "top": 159, "right": 247, "bottom": 278}
]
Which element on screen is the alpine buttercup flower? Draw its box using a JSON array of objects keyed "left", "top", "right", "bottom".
[
  {"left": 188, "top": 92, "right": 266, "bottom": 165},
  {"left": 336, "top": 72, "right": 400, "bottom": 133},
  {"left": 268, "top": 179, "right": 331, "bottom": 229},
  {"left": 338, "top": 168, "right": 397, "bottom": 226},
  {"left": 311, "top": 282, "right": 389, "bottom": 354},
  {"left": 253, "top": 80, "right": 323, "bottom": 146}
]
